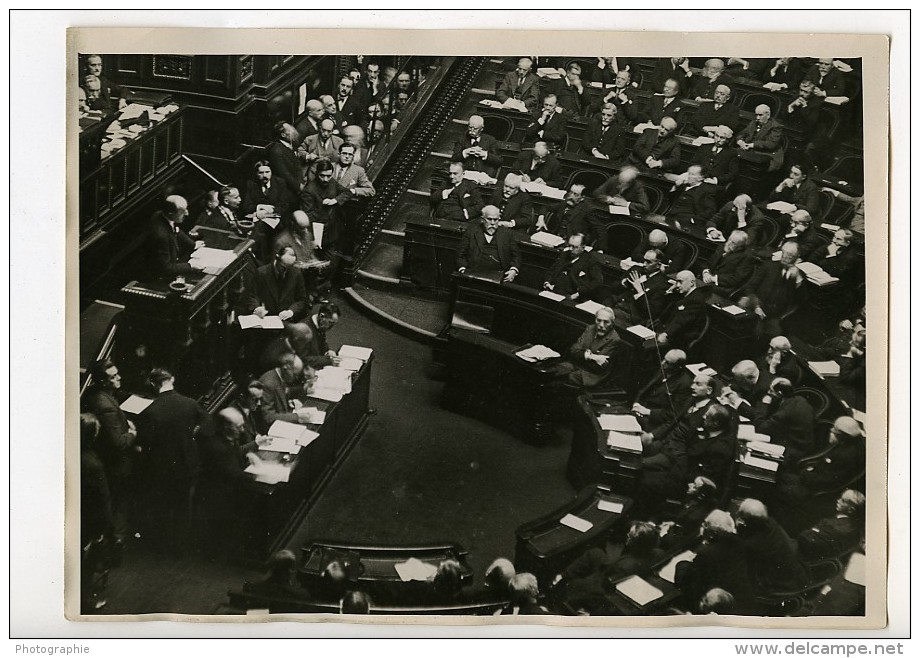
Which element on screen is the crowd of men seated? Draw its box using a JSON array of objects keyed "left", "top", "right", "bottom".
[{"left": 80, "top": 55, "right": 869, "bottom": 616}]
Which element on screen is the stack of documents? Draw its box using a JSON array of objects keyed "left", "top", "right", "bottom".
[
  {"left": 739, "top": 452, "right": 780, "bottom": 482},
  {"left": 627, "top": 325, "right": 657, "bottom": 340},
  {"left": 520, "top": 182, "right": 566, "bottom": 199},
  {"left": 515, "top": 344, "right": 561, "bottom": 362},
  {"left": 463, "top": 170, "right": 497, "bottom": 185},
  {"left": 575, "top": 300, "right": 605, "bottom": 315},
  {"left": 606, "top": 431, "right": 643, "bottom": 454},
  {"left": 189, "top": 246, "right": 235, "bottom": 274},
  {"left": 809, "top": 360, "right": 841, "bottom": 377},
  {"left": 766, "top": 201, "right": 797, "bottom": 214},
  {"left": 737, "top": 424, "right": 771, "bottom": 442},
  {"left": 608, "top": 204, "right": 630, "bottom": 216},
  {"left": 314, "top": 367, "right": 353, "bottom": 397},
  {"left": 265, "top": 420, "right": 321, "bottom": 449},
  {"left": 238, "top": 314, "right": 284, "bottom": 329},
  {"left": 531, "top": 232, "right": 566, "bottom": 248},
  {"left": 615, "top": 576, "right": 663, "bottom": 606},
  {"left": 339, "top": 345, "right": 373, "bottom": 361},
  {"left": 244, "top": 460, "right": 291, "bottom": 485},
  {"left": 805, "top": 270, "right": 840, "bottom": 286},
  {"left": 747, "top": 441, "right": 786, "bottom": 460}
]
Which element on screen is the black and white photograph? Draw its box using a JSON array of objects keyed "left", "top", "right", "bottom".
[{"left": 10, "top": 10, "right": 907, "bottom": 645}]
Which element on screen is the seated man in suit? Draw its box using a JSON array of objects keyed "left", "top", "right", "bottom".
[
  {"left": 550, "top": 62, "right": 588, "bottom": 117},
  {"left": 594, "top": 165, "right": 651, "bottom": 220},
  {"left": 266, "top": 121, "right": 305, "bottom": 199},
  {"left": 297, "top": 119, "right": 344, "bottom": 179},
  {"left": 595, "top": 70, "right": 639, "bottom": 125},
  {"left": 631, "top": 348, "right": 693, "bottom": 426},
  {"left": 258, "top": 353, "right": 317, "bottom": 426},
  {"left": 761, "top": 57, "right": 804, "bottom": 91},
  {"left": 685, "top": 84, "right": 741, "bottom": 136},
  {"left": 144, "top": 195, "right": 205, "bottom": 279},
  {"left": 430, "top": 161, "right": 484, "bottom": 222},
  {"left": 807, "top": 228, "right": 862, "bottom": 283},
  {"left": 631, "top": 228, "right": 689, "bottom": 274},
  {"left": 652, "top": 58, "right": 694, "bottom": 96},
  {"left": 738, "top": 241, "right": 805, "bottom": 338},
  {"left": 756, "top": 335, "right": 803, "bottom": 386},
  {"left": 720, "top": 359, "right": 771, "bottom": 412},
  {"left": 656, "top": 270, "right": 708, "bottom": 351},
  {"left": 768, "top": 164, "right": 821, "bottom": 218},
  {"left": 496, "top": 57, "right": 540, "bottom": 113},
  {"left": 765, "top": 209, "right": 824, "bottom": 261},
  {"left": 303, "top": 302, "right": 342, "bottom": 369},
  {"left": 706, "top": 194, "right": 769, "bottom": 247},
  {"left": 591, "top": 56, "right": 637, "bottom": 86},
  {"left": 802, "top": 58, "right": 850, "bottom": 102},
  {"left": 779, "top": 80, "right": 826, "bottom": 136},
  {"left": 691, "top": 124, "right": 739, "bottom": 191},
  {"left": 797, "top": 417, "right": 866, "bottom": 495},
  {"left": 736, "top": 104, "right": 785, "bottom": 172},
  {"left": 579, "top": 103, "right": 626, "bottom": 163},
  {"left": 630, "top": 117, "right": 682, "bottom": 173},
  {"left": 797, "top": 489, "right": 865, "bottom": 562},
  {"left": 535, "top": 184, "right": 594, "bottom": 243},
  {"left": 556, "top": 306, "right": 629, "bottom": 389},
  {"left": 451, "top": 115, "right": 502, "bottom": 178},
  {"left": 456, "top": 206, "right": 520, "bottom": 283},
  {"left": 700, "top": 229, "right": 756, "bottom": 295},
  {"left": 639, "top": 372, "right": 719, "bottom": 446},
  {"left": 543, "top": 233, "right": 603, "bottom": 302},
  {"left": 748, "top": 377, "right": 816, "bottom": 465},
  {"left": 512, "top": 141, "right": 561, "bottom": 187},
  {"left": 689, "top": 59, "right": 730, "bottom": 101},
  {"left": 640, "top": 78, "right": 685, "bottom": 126},
  {"left": 524, "top": 94, "right": 568, "bottom": 149},
  {"left": 492, "top": 173, "right": 534, "bottom": 233},
  {"left": 665, "top": 164, "right": 718, "bottom": 231},
  {"left": 734, "top": 499, "right": 809, "bottom": 593},
  {"left": 610, "top": 248, "right": 672, "bottom": 326}
]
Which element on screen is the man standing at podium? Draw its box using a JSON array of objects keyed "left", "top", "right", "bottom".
[
  {"left": 457, "top": 205, "right": 520, "bottom": 283},
  {"left": 144, "top": 195, "right": 204, "bottom": 279}
]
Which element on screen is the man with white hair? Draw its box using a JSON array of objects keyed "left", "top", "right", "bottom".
[
  {"left": 491, "top": 173, "right": 534, "bottom": 232},
  {"left": 558, "top": 306, "right": 628, "bottom": 388},
  {"left": 691, "top": 124, "right": 739, "bottom": 188},
  {"left": 687, "top": 84, "right": 741, "bottom": 136},
  {"left": 755, "top": 335, "right": 803, "bottom": 386},
  {"left": 630, "top": 228, "right": 689, "bottom": 273},
  {"left": 700, "top": 229, "right": 756, "bottom": 293},
  {"left": 803, "top": 58, "right": 849, "bottom": 100},
  {"left": 580, "top": 103, "right": 625, "bottom": 162},
  {"left": 806, "top": 228, "right": 862, "bottom": 282},
  {"left": 798, "top": 490, "right": 866, "bottom": 561},
  {"left": 496, "top": 57, "right": 540, "bottom": 113},
  {"left": 740, "top": 241, "right": 805, "bottom": 338},
  {"left": 630, "top": 116, "right": 682, "bottom": 172},
  {"left": 456, "top": 205, "right": 520, "bottom": 282},
  {"left": 525, "top": 94, "right": 568, "bottom": 147},
  {"left": 594, "top": 165, "right": 651, "bottom": 219},
  {"left": 736, "top": 104, "right": 785, "bottom": 171},
  {"left": 690, "top": 58, "right": 729, "bottom": 100},
  {"left": 452, "top": 114, "right": 502, "bottom": 177},
  {"left": 766, "top": 209, "right": 823, "bottom": 261},
  {"left": 706, "top": 193, "right": 767, "bottom": 246},
  {"left": 734, "top": 499, "right": 809, "bottom": 593},
  {"left": 797, "top": 417, "right": 866, "bottom": 493},
  {"left": 656, "top": 270, "right": 708, "bottom": 350},
  {"left": 512, "top": 141, "right": 561, "bottom": 187}
]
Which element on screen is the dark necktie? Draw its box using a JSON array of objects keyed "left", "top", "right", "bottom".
[{"left": 518, "top": 76, "right": 525, "bottom": 88}]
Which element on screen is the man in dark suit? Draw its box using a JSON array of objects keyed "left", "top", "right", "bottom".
[
  {"left": 798, "top": 416, "right": 866, "bottom": 494},
  {"left": 803, "top": 58, "right": 849, "bottom": 100},
  {"left": 779, "top": 80, "right": 826, "bottom": 135},
  {"left": 496, "top": 57, "right": 540, "bottom": 113},
  {"left": 736, "top": 105, "right": 785, "bottom": 171},
  {"left": 640, "top": 372, "right": 719, "bottom": 445},
  {"left": 740, "top": 241, "right": 806, "bottom": 338},
  {"left": 138, "top": 368, "right": 209, "bottom": 551},
  {"left": 295, "top": 99, "right": 326, "bottom": 140},
  {"left": 265, "top": 122, "right": 305, "bottom": 200},
  {"left": 631, "top": 348, "right": 693, "bottom": 426},
  {"left": 700, "top": 229, "right": 757, "bottom": 294},
  {"left": 303, "top": 302, "right": 341, "bottom": 369},
  {"left": 594, "top": 70, "right": 639, "bottom": 124},
  {"left": 594, "top": 165, "right": 651, "bottom": 220},
  {"left": 768, "top": 164, "right": 822, "bottom": 218},
  {"left": 706, "top": 194, "right": 769, "bottom": 247},
  {"left": 259, "top": 353, "right": 316, "bottom": 426},
  {"left": 656, "top": 270, "right": 708, "bottom": 351},
  {"left": 242, "top": 160, "right": 293, "bottom": 220},
  {"left": 723, "top": 359, "right": 772, "bottom": 412},
  {"left": 550, "top": 62, "right": 588, "bottom": 117},
  {"left": 85, "top": 54, "right": 132, "bottom": 110},
  {"left": 543, "top": 233, "right": 603, "bottom": 302},
  {"left": 630, "top": 228, "right": 689, "bottom": 274},
  {"left": 558, "top": 306, "right": 629, "bottom": 388},
  {"left": 457, "top": 206, "right": 521, "bottom": 283},
  {"left": 430, "top": 162, "right": 484, "bottom": 222},
  {"left": 512, "top": 141, "right": 561, "bottom": 187},
  {"left": 451, "top": 115, "right": 502, "bottom": 177},
  {"left": 761, "top": 57, "right": 804, "bottom": 91},
  {"left": 749, "top": 377, "right": 816, "bottom": 464},
  {"left": 536, "top": 184, "right": 595, "bottom": 244},
  {"left": 652, "top": 58, "right": 695, "bottom": 96},
  {"left": 591, "top": 57, "right": 638, "bottom": 86},
  {"left": 766, "top": 210, "right": 824, "bottom": 261},
  {"left": 144, "top": 195, "right": 204, "bottom": 279},
  {"left": 807, "top": 229, "right": 862, "bottom": 282},
  {"left": 640, "top": 78, "right": 685, "bottom": 126},
  {"left": 797, "top": 489, "right": 865, "bottom": 561},
  {"left": 330, "top": 76, "right": 366, "bottom": 129},
  {"left": 630, "top": 117, "right": 682, "bottom": 173},
  {"left": 734, "top": 499, "right": 809, "bottom": 593},
  {"left": 524, "top": 94, "right": 568, "bottom": 148},
  {"left": 692, "top": 124, "right": 739, "bottom": 189},
  {"left": 83, "top": 359, "right": 138, "bottom": 550},
  {"left": 611, "top": 248, "right": 672, "bottom": 326},
  {"left": 492, "top": 174, "right": 534, "bottom": 233},
  {"left": 580, "top": 103, "right": 626, "bottom": 163},
  {"left": 689, "top": 59, "right": 731, "bottom": 101},
  {"left": 685, "top": 84, "right": 741, "bottom": 136},
  {"left": 357, "top": 60, "right": 384, "bottom": 103},
  {"left": 755, "top": 335, "right": 803, "bottom": 386},
  {"left": 666, "top": 164, "right": 718, "bottom": 230}
]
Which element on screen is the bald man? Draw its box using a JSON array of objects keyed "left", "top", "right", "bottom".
[
  {"left": 452, "top": 114, "right": 502, "bottom": 177},
  {"left": 641, "top": 77, "right": 685, "bottom": 126},
  {"left": 491, "top": 173, "right": 534, "bottom": 232},
  {"left": 298, "top": 119, "right": 344, "bottom": 175},
  {"left": 700, "top": 229, "right": 756, "bottom": 293},
  {"left": 690, "top": 58, "right": 729, "bottom": 101},
  {"left": 630, "top": 228, "right": 690, "bottom": 273},
  {"left": 496, "top": 57, "right": 540, "bottom": 112},
  {"left": 736, "top": 104, "right": 785, "bottom": 171},
  {"left": 144, "top": 194, "right": 205, "bottom": 278},
  {"left": 296, "top": 99, "right": 326, "bottom": 140},
  {"left": 512, "top": 141, "right": 561, "bottom": 187},
  {"left": 656, "top": 270, "right": 708, "bottom": 350},
  {"left": 686, "top": 84, "right": 741, "bottom": 136},
  {"left": 630, "top": 116, "right": 682, "bottom": 172},
  {"left": 734, "top": 499, "right": 809, "bottom": 593}
]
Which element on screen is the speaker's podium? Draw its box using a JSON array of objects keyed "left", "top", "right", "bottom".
[{"left": 120, "top": 226, "right": 255, "bottom": 404}]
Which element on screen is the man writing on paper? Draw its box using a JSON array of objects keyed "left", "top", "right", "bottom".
[
  {"left": 555, "top": 306, "right": 629, "bottom": 389},
  {"left": 512, "top": 140, "right": 562, "bottom": 188},
  {"left": 259, "top": 353, "right": 318, "bottom": 426},
  {"left": 457, "top": 206, "right": 521, "bottom": 283},
  {"left": 594, "top": 165, "right": 650, "bottom": 220},
  {"left": 304, "top": 302, "right": 343, "bottom": 369},
  {"left": 496, "top": 57, "right": 540, "bottom": 113},
  {"left": 543, "top": 233, "right": 603, "bottom": 302}
]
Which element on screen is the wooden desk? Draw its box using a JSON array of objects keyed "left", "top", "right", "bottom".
[
  {"left": 120, "top": 226, "right": 255, "bottom": 399},
  {"left": 299, "top": 540, "right": 473, "bottom": 606},
  {"left": 514, "top": 485, "right": 634, "bottom": 589},
  {"left": 567, "top": 395, "right": 644, "bottom": 494}
]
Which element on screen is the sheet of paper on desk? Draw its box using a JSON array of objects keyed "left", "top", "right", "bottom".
[
  {"left": 742, "top": 453, "right": 779, "bottom": 472},
  {"left": 615, "top": 575, "right": 663, "bottom": 606},
  {"left": 537, "top": 67, "right": 563, "bottom": 79},
  {"left": 259, "top": 316, "right": 284, "bottom": 330},
  {"left": 794, "top": 261, "right": 822, "bottom": 276},
  {"left": 720, "top": 304, "right": 746, "bottom": 316},
  {"left": 737, "top": 424, "right": 771, "bottom": 442},
  {"left": 560, "top": 513, "right": 593, "bottom": 533},
  {"left": 538, "top": 290, "right": 566, "bottom": 302},
  {"left": 608, "top": 204, "right": 630, "bottom": 216},
  {"left": 575, "top": 300, "right": 605, "bottom": 315},
  {"left": 502, "top": 98, "right": 528, "bottom": 113},
  {"left": 686, "top": 363, "right": 717, "bottom": 377},
  {"left": 748, "top": 441, "right": 785, "bottom": 458},
  {"left": 118, "top": 103, "right": 153, "bottom": 120},
  {"left": 844, "top": 552, "right": 866, "bottom": 586},
  {"left": 515, "top": 345, "right": 561, "bottom": 362},
  {"left": 809, "top": 360, "right": 841, "bottom": 377},
  {"left": 337, "top": 357, "right": 364, "bottom": 371},
  {"left": 297, "top": 428, "right": 321, "bottom": 447},
  {"left": 607, "top": 431, "right": 643, "bottom": 453},
  {"left": 598, "top": 414, "right": 643, "bottom": 433},
  {"left": 259, "top": 436, "right": 302, "bottom": 455},
  {"left": 312, "top": 222, "right": 324, "bottom": 248},
  {"left": 521, "top": 182, "right": 566, "bottom": 199},
  {"left": 268, "top": 420, "right": 307, "bottom": 441},
  {"left": 633, "top": 122, "right": 656, "bottom": 134},
  {"left": 463, "top": 170, "right": 497, "bottom": 185},
  {"left": 806, "top": 271, "right": 840, "bottom": 286},
  {"left": 597, "top": 499, "right": 624, "bottom": 514},
  {"left": 309, "top": 387, "right": 344, "bottom": 403},
  {"left": 394, "top": 557, "right": 439, "bottom": 582},
  {"left": 119, "top": 395, "right": 154, "bottom": 415},
  {"left": 627, "top": 325, "right": 657, "bottom": 340},
  {"left": 766, "top": 201, "right": 797, "bottom": 214},
  {"left": 531, "top": 232, "right": 565, "bottom": 248},
  {"left": 658, "top": 550, "right": 697, "bottom": 584},
  {"left": 691, "top": 136, "right": 715, "bottom": 146},
  {"left": 297, "top": 406, "right": 327, "bottom": 425},
  {"left": 479, "top": 99, "right": 502, "bottom": 108},
  {"left": 190, "top": 246, "right": 236, "bottom": 270},
  {"left": 244, "top": 461, "right": 291, "bottom": 484},
  {"left": 339, "top": 345, "right": 373, "bottom": 361}
]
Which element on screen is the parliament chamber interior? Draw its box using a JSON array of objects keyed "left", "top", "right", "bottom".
[{"left": 77, "top": 53, "right": 871, "bottom": 619}]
